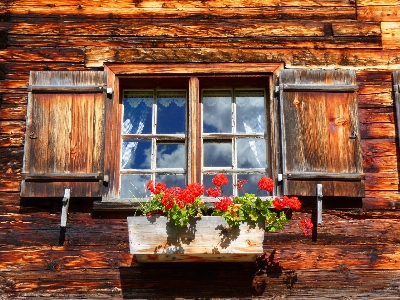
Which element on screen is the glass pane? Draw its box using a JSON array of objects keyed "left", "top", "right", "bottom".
[
  {"left": 237, "top": 138, "right": 267, "bottom": 168},
  {"left": 236, "top": 90, "right": 265, "bottom": 133},
  {"left": 157, "top": 91, "right": 186, "bottom": 134},
  {"left": 123, "top": 91, "right": 153, "bottom": 134},
  {"left": 237, "top": 174, "right": 271, "bottom": 197},
  {"left": 203, "top": 142, "right": 232, "bottom": 167},
  {"left": 120, "top": 174, "right": 151, "bottom": 198},
  {"left": 155, "top": 174, "right": 186, "bottom": 189},
  {"left": 121, "top": 139, "right": 151, "bottom": 169},
  {"left": 157, "top": 144, "right": 186, "bottom": 169},
  {"left": 203, "top": 90, "right": 232, "bottom": 133},
  {"left": 203, "top": 174, "right": 233, "bottom": 196}
]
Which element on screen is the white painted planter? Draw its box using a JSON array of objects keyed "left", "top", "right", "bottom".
[{"left": 127, "top": 216, "right": 265, "bottom": 262}]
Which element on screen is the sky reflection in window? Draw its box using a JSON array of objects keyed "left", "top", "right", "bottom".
[
  {"left": 203, "top": 142, "right": 232, "bottom": 167},
  {"left": 121, "top": 140, "right": 151, "bottom": 169},
  {"left": 237, "top": 138, "right": 266, "bottom": 168},
  {"left": 236, "top": 90, "right": 265, "bottom": 133},
  {"left": 123, "top": 91, "right": 153, "bottom": 134},
  {"left": 157, "top": 91, "right": 186, "bottom": 134},
  {"left": 203, "top": 90, "right": 232, "bottom": 133},
  {"left": 156, "top": 144, "right": 185, "bottom": 168},
  {"left": 120, "top": 174, "right": 151, "bottom": 198}
]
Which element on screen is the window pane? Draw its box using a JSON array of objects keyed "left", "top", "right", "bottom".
[
  {"left": 203, "top": 174, "right": 233, "bottom": 196},
  {"left": 237, "top": 138, "right": 266, "bottom": 168},
  {"left": 236, "top": 90, "right": 265, "bottom": 133},
  {"left": 121, "top": 139, "right": 151, "bottom": 169},
  {"left": 123, "top": 91, "right": 153, "bottom": 134},
  {"left": 204, "top": 142, "right": 232, "bottom": 167},
  {"left": 237, "top": 174, "right": 271, "bottom": 197},
  {"left": 120, "top": 174, "right": 151, "bottom": 198},
  {"left": 157, "top": 91, "right": 186, "bottom": 134},
  {"left": 156, "top": 174, "right": 186, "bottom": 189},
  {"left": 157, "top": 144, "right": 185, "bottom": 168},
  {"left": 203, "top": 90, "right": 232, "bottom": 133}
]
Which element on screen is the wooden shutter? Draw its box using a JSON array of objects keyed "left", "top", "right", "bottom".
[
  {"left": 279, "top": 69, "right": 364, "bottom": 197},
  {"left": 21, "top": 71, "right": 107, "bottom": 197},
  {"left": 394, "top": 71, "right": 400, "bottom": 150}
]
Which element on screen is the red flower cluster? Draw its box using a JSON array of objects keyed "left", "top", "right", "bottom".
[
  {"left": 236, "top": 179, "right": 249, "bottom": 191},
  {"left": 273, "top": 196, "right": 301, "bottom": 211},
  {"left": 146, "top": 182, "right": 205, "bottom": 210},
  {"left": 207, "top": 187, "right": 221, "bottom": 197},
  {"left": 146, "top": 180, "right": 166, "bottom": 195},
  {"left": 299, "top": 218, "right": 313, "bottom": 236},
  {"left": 214, "top": 196, "right": 233, "bottom": 212},
  {"left": 258, "top": 177, "right": 274, "bottom": 192},
  {"left": 212, "top": 174, "right": 229, "bottom": 187}
]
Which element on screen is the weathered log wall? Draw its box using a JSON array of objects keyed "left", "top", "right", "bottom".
[{"left": 1, "top": 0, "right": 400, "bottom": 298}]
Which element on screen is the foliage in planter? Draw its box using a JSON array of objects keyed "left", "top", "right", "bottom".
[{"left": 137, "top": 174, "right": 312, "bottom": 235}]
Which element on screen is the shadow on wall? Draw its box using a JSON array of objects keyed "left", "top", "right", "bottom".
[{"left": 119, "top": 251, "right": 285, "bottom": 298}]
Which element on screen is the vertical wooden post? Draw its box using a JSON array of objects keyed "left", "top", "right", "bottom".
[
  {"left": 188, "top": 77, "right": 200, "bottom": 184},
  {"left": 317, "top": 184, "right": 323, "bottom": 224}
]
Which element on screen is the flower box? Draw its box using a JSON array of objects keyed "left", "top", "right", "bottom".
[{"left": 127, "top": 215, "right": 265, "bottom": 263}]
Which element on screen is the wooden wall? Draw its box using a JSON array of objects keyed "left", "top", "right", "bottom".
[{"left": 1, "top": 0, "right": 400, "bottom": 298}]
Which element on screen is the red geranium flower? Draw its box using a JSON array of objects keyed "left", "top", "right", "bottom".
[
  {"left": 299, "top": 218, "right": 313, "bottom": 236},
  {"left": 207, "top": 187, "right": 221, "bottom": 198},
  {"left": 214, "top": 196, "right": 232, "bottom": 212},
  {"left": 273, "top": 197, "right": 286, "bottom": 210},
  {"left": 212, "top": 174, "right": 229, "bottom": 187},
  {"left": 236, "top": 179, "right": 249, "bottom": 191},
  {"left": 258, "top": 177, "right": 274, "bottom": 192},
  {"left": 146, "top": 180, "right": 167, "bottom": 195}
]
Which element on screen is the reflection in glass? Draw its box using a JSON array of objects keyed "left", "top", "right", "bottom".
[
  {"left": 203, "top": 142, "right": 232, "bottom": 167},
  {"left": 236, "top": 90, "right": 265, "bottom": 133},
  {"left": 155, "top": 174, "right": 186, "bottom": 189},
  {"left": 120, "top": 174, "right": 151, "bottom": 198},
  {"left": 121, "top": 139, "right": 151, "bottom": 169},
  {"left": 123, "top": 91, "right": 153, "bottom": 134},
  {"left": 203, "top": 90, "right": 232, "bottom": 133},
  {"left": 157, "top": 144, "right": 185, "bottom": 168},
  {"left": 237, "top": 138, "right": 266, "bottom": 168},
  {"left": 203, "top": 174, "right": 233, "bottom": 196},
  {"left": 157, "top": 91, "right": 186, "bottom": 134},
  {"left": 237, "top": 174, "right": 271, "bottom": 197}
]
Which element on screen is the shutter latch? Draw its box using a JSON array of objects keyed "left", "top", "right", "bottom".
[{"left": 349, "top": 130, "right": 357, "bottom": 139}]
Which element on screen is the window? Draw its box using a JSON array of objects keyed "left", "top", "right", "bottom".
[
  {"left": 119, "top": 77, "right": 271, "bottom": 199},
  {"left": 21, "top": 64, "right": 365, "bottom": 203}
]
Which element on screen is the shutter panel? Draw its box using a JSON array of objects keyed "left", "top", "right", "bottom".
[
  {"left": 394, "top": 71, "right": 400, "bottom": 151},
  {"left": 21, "top": 71, "right": 107, "bottom": 197},
  {"left": 279, "top": 69, "right": 364, "bottom": 197}
]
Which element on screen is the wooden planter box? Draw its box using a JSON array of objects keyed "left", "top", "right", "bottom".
[{"left": 127, "top": 216, "right": 265, "bottom": 262}]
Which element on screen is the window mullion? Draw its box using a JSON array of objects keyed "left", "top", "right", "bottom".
[{"left": 188, "top": 77, "right": 200, "bottom": 184}]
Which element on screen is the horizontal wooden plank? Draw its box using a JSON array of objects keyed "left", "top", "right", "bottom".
[
  {"left": 0, "top": 173, "right": 20, "bottom": 192},
  {"left": 0, "top": 120, "right": 25, "bottom": 137},
  {"left": 0, "top": 136, "right": 24, "bottom": 148},
  {"left": 361, "top": 139, "right": 397, "bottom": 157},
  {"left": 0, "top": 48, "right": 84, "bottom": 63},
  {"left": 7, "top": 6, "right": 357, "bottom": 20},
  {"left": 0, "top": 93, "right": 28, "bottom": 106},
  {"left": 363, "top": 156, "right": 399, "bottom": 173},
  {"left": 382, "top": 22, "right": 400, "bottom": 49},
  {"left": 358, "top": 6, "right": 400, "bottom": 22},
  {"left": 285, "top": 172, "right": 364, "bottom": 181},
  {"left": 28, "top": 85, "right": 107, "bottom": 93},
  {"left": 86, "top": 48, "right": 400, "bottom": 69},
  {"left": 8, "top": 0, "right": 356, "bottom": 10},
  {"left": 21, "top": 173, "right": 105, "bottom": 181},
  {"left": 360, "top": 123, "right": 395, "bottom": 139},
  {"left": 332, "top": 22, "right": 381, "bottom": 36},
  {"left": 0, "top": 105, "right": 26, "bottom": 120},
  {"left": 359, "top": 107, "right": 395, "bottom": 123},
  {"left": 357, "top": 0, "right": 400, "bottom": 5},
  {"left": 0, "top": 147, "right": 23, "bottom": 173},
  {"left": 9, "top": 19, "right": 327, "bottom": 37},
  {"left": 365, "top": 173, "right": 399, "bottom": 190},
  {"left": 280, "top": 83, "right": 358, "bottom": 92},
  {"left": 6, "top": 35, "right": 383, "bottom": 49}
]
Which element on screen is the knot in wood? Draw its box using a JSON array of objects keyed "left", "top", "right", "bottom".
[
  {"left": 293, "top": 99, "right": 301, "bottom": 107},
  {"left": 334, "top": 117, "right": 347, "bottom": 126}
]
